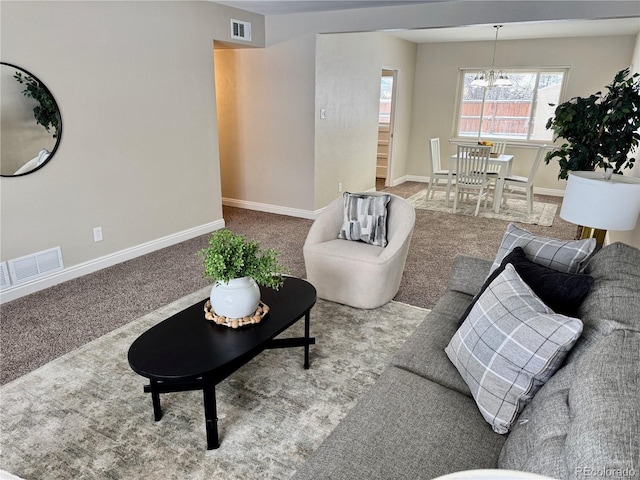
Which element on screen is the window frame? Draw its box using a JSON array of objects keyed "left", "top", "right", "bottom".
[{"left": 452, "top": 66, "right": 570, "bottom": 145}]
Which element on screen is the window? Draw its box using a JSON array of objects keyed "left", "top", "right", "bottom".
[
  {"left": 379, "top": 75, "right": 393, "bottom": 124},
  {"left": 456, "top": 68, "right": 567, "bottom": 142}
]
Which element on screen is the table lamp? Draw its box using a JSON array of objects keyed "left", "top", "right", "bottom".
[{"left": 560, "top": 171, "right": 640, "bottom": 245}]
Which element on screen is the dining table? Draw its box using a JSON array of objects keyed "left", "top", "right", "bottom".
[{"left": 448, "top": 153, "right": 514, "bottom": 214}]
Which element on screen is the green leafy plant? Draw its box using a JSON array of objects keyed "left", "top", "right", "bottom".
[
  {"left": 545, "top": 68, "right": 640, "bottom": 179},
  {"left": 14, "top": 71, "right": 59, "bottom": 138},
  {"left": 198, "top": 229, "right": 288, "bottom": 289}
]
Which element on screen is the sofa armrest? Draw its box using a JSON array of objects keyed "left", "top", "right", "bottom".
[{"left": 447, "top": 255, "right": 492, "bottom": 296}]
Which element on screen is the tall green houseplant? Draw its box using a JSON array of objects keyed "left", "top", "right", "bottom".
[{"left": 545, "top": 68, "right": 640, "bottom": 179}]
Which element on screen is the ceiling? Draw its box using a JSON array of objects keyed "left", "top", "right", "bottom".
[
  {"left": 387, "top": 17, "right": 640, "bottom": 43},
  {"left": 213, "top": 1, "right": 639, "bottom": 42},
  {"left": 214, "top": 1, "right": 444, "bottom": 16}
]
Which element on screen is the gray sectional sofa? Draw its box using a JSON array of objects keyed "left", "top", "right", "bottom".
[{"left": 293, "top": 241, "right": 640, "bottom": 480}]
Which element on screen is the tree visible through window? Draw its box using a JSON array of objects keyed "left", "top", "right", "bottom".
[{"left": 457, "top": 69, "right": 566, "bottom": 141}]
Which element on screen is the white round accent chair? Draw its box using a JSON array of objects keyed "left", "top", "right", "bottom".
[{"left": 303, "top": 192, "right": 415, "bottom": 309}]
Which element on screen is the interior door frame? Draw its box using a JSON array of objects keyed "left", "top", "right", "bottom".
[{"left": 381, "top": 67, "right": 399, "bottom": 187}]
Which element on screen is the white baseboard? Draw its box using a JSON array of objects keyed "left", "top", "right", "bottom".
[
  {"left": 223, "top": 197, "right": 317, "bottom": 220},
  {"left": 402, "top": 175, "right": 429, "bottom": 184},
  {"left": 0, "top": 220, "right": 225, "bottom": 304},
  {"left": 534, "top": 187, "right": 564, "bottom": 197}
]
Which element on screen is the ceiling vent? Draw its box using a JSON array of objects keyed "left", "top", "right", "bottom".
[
  {"left": 8, "top": 246, "right": 64, "bottom": 285},
  {"left": 231, "top": 19, "right": 251, "bottom": 41}
]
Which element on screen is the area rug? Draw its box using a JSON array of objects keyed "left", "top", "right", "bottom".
[
  {"left": 408, "top": 189, "right": 557, "bottom": 226},
  {"left": 0, "top": 287, "right": 428, "bottom": 480}
]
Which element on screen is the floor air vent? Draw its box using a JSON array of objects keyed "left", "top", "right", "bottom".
[
  {"left": 231, "top": 19, "right": 251, "bottom": 41},
  {"left": 0, "top": 262, "right": 10, "bottom": 290},
  {"left": 8, "top": 247, "right": 64, "bottom": 285}
]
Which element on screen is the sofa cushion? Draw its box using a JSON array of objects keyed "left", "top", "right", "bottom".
[
  {"left": 579, "top": 242, "right": 640, "bottom": 332},
  {"left": 392, "top": 290, "right": 473, "bottom": 397},
  {"left": 292, "top": 366, "right": 506, "bottom": 480},
  {"left": 565, "top": 329, "right": 640, "bottom": 477},
  {"left": 338, "top": 192, "right": 390, "bottom": 247},
  {"left": 490, "top": 223, "right": 596, "bottom": 275},
  {"left": 460, "top": 247, "right": 594, "bottom": 325},
  {"left": 500, "top": 329, "right": 640, "bottom": 478},
  {"left": 445, "top": 264, "right": 583, "bottom": 434},
  {"left": 567, "top": 242, "right": 640, "bottom": 364},
  {"left": 498, "top": 361, "right": 576, "bottom": 478},
  {"left": 392, "top": 254, "right": 494, "bottom": 397},
  {"left": 447, "top": 255, "right": 493, "bottom": 297}
]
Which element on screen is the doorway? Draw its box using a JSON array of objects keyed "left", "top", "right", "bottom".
[{"left": 376, "top": 68, "right": 398, "bottom": 189}]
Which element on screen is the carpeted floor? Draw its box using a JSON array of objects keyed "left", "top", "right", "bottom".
[
  {"left": 0, "top": 181, "right": 577, "bottom": 385},
  {"left": 0, "top": 291, "right": 427, "bottom": 480}
]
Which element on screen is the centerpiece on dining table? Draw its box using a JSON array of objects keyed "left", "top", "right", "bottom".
[{"left": 478, "top": 140, "right": 498, "bottom": 157}]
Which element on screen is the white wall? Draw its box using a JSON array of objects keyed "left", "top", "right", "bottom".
[
  {"left": 408, "top": 35, "right": 637, "bottom": 193},
  {"left": 219, "top": 1, "right": 639, "bottom": 212},
  {"left": 216, "top": 29, "right": 417, "bottom": 213},
  {"left": 314, "top": 32, "right": 416, "bottom": 208},
  {"left": 0, "top": 1, "right": 265, "bottom": 301},
  {"left": 215, "top": 35, "right": 317, "bottom": 215}
]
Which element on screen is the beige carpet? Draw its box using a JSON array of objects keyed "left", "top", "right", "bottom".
[
  {"left": 0, "top": 289, "right": 427, "bottom": 480},
  {"left": 408, "top": 189, "right": 557, "bottom": 226}
]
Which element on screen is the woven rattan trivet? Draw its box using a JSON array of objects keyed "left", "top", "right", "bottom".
[{"left": 204, "top": 300, "right": 269, "bottom": 329}]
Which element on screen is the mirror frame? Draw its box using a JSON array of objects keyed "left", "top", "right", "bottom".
[{"left": 1, "top": 62, "right": 63, "bottom": 177}]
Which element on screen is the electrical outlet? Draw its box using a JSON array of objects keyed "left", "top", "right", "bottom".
[
  {"left": 338, "top": 182, "right": 343, "bottom": 192},
  {"left": 320, "top": 108, "right": 326, "bottom": 120},
  {"left": 93, "top": 227, "right": 103, "bottom": 242}
]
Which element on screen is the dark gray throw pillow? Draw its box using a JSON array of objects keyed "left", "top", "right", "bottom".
[{"left": 459, "top": 247, "right": 594, "bottom": 324}]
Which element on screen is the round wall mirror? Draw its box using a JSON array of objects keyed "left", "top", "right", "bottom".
[{"left": 1, "top": 62, "right": 62, "bottom": 177}]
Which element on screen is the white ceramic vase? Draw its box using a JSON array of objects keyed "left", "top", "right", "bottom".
[{"left": 210, "top": 276, "right": 260, "bottom": 319}]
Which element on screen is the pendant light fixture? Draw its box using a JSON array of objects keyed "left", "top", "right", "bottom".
[{"left": 471, "top": 25, "right": 512, "bottom": 88}]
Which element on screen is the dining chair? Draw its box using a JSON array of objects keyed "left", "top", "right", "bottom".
[
  {"left": 501, "top": 145, "right": 547, "bottom": 214},
  {"left": 454, "top": 144, "right": 492, "bottom": 216},
  {"left": 485, "top": 141, "right": 507, "bottom": 181},
  {"left": 426, "top": 138, "right": 455, "bottom": 204},
  {"left": 491, "top": 141, "right": 507, "bottom": 156}
]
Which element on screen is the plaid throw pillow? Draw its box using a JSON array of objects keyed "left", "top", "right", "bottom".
[
  {"left": 338, "top": 192, "right": 390, "bottom": 247},
  {"left": 445, "top": 264, "right": 583, "bottom": 434},
  {"left": 490, "top": 223, "right": 596, "bottom": 275}
]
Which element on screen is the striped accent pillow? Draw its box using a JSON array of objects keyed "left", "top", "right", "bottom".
[
  {"left": 490, "top": 223, "right": 596, "bottom": 275},
  {"left": 338, "top": 193, "right": 390, "bottom": 247},
  {"left": 445, "top": 264, "right": 583, "bottom": 434}
]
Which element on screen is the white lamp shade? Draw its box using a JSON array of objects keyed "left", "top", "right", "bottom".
[
  {"left": 560, "top": 171, "right": 640, "bottom": 231},
  {"left": 470, "top": 77, "right": 488, "bottom": 87},
  {"left": 494, "top": 75, "right": 512, "bottom": 87}
]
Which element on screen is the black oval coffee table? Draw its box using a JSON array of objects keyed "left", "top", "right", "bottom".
[{"left": 128, "top": 276, "right": 316, "bottom": 450}]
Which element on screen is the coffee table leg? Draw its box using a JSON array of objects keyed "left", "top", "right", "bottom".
[
  {"left": 150, "top": 379, "right": 163, "bottom": 421},
  {"left": 304, "top": 311, "right": 311, "bottom": 369},
  {"left": 202, "top": 377, "right": 219, "bottom": 449}
]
